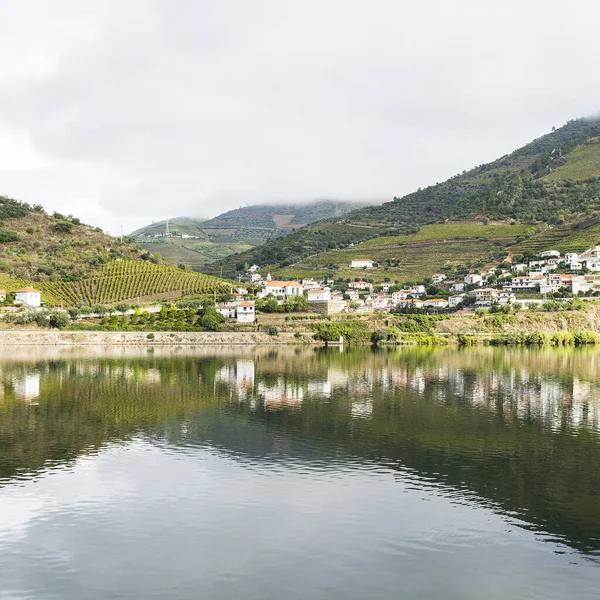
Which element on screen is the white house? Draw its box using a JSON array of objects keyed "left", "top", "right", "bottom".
[
  {"left": 449, "top": 282, "right": 465, "bottom": 293},
  {"left": 0, "top": 289, "right": 5, "bottom": 302},
  {"left": 511, "top": 263, "right": 528, "bottom": 273},
  {"left": 350, "top": 258, "right": 374, "bottom": 268},
  {"left": 540, "top": 250, "right": 560, "bottom": 259},
  {"left": 247, "top": 264, "right": 260, "bottom": 273},
  {"left": 15, "top": 287, "right": 41, "bottom": 307},
  {"left": 346, "top": 289, "right": 360, "bottom": 300},
  {"left": 423, "top": 298, "right": 448, "bottom": 309},
  {"left": 216, "top": 305, "right": 237, "bottom": 319},
  {"left": 249, "top": 273, "right": 263, "bottom": 283},
  {"left": 307, "top": 288, "right": 331, "bottom": 302},
  {"left": 348, "top": 281, "right": 373, "bottom": 291},
  {"left": 431, "top": 273, "right": 447, "bottom": 284},
  {"left": 472, "top": 288, "right": 498, "bottom": 305},
  {"left": 236, "top": 301, "right": 255, "bottom": 323},
  {"left": 464, "top": 274, "right": 483, "bottom": 286},
  {"left": 260, "top": 280, "right": 304, "bottom": 298},
  {"left": 448, "top": 294, "right": 464, "bottom": 307},
  {"left": 409, "top": 285, "right": 426, "bottom": 296},
  {"left": 497, "top": 292, "right": 517, "bottom": 305},
  {"left": 391, "top": 290, "right": 411, "bottom": 304},
  {"left": 301, "top": 278, "right": 321, "bottom": 290}
]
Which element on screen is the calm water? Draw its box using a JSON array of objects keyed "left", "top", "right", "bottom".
[{"left": 0, "top": 346, "right": 599, "bottom": 599}]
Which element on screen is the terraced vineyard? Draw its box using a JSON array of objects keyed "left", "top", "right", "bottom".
[
  {"left": 38, "top": 260, "right": 232, "bottom": 305},
  {"left": 269, "top": 223, "right": 533, "bottom": 283},
  {"left": 0, "top": 261, "right": 232, "bottom": 307},
  {"left": 511, "top": 220, "right": 600, "bottom": 255}
]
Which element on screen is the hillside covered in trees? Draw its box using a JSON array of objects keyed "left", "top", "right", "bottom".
[{"left": 205, "top": 116, "right": 600, "bottom": 279}]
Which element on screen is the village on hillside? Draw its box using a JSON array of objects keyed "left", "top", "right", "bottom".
[{"left": 224, "top": 243, "right": 600, "bottom": 318}]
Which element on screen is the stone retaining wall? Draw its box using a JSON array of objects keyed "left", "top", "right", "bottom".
[{"left": 0, "top": 330, "right": 316, "bottom": 346}]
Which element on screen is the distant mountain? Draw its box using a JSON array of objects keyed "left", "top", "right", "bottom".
[
  {"left": 203, "top": 115, "right": 600, "bottom": 281},
  {"left": 131, "top": 200, "right": 372, "bottom": 270}
]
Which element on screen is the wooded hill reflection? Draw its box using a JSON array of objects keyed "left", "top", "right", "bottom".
[{"left": 1, "top": 347, "right": 599, "bottom": 555}]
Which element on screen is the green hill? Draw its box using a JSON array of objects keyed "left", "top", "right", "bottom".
[
  {"left": 205, "top": 115, "right": 600, "bottom": 281},
  {"left": 0, "top": 197, "right": 232, "bottom": 306},
  {"left": 132, "top": 200, "right": 371, "bottom": 269}
]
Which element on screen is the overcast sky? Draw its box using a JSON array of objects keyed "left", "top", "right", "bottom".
[{"left": 0, "top": 1, "right": 599, "bottom": 235}]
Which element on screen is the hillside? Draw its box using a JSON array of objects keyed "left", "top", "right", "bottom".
[
  {"left": 132, "top": 200, "right": 370, "bottom": 269},
  {"left": 205, "top": 116, "right": 600, "bottom": 281},
  {"left": 0, "top": 197, "right": 232, "bottom": 306}
]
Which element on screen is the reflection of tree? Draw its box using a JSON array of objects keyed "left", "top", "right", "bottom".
[{"left": 0, "top": 347, "right": 599, "bottom": 555}]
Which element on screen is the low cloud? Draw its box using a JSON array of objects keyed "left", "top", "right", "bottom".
[{"left": 0, "top": 0, "right": 599, "bottom": 234}]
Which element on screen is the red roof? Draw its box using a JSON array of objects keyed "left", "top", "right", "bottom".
[
  {"left": 16, "top": 287, "right": 40, "bottom": 293},
  {"left": 238, "top": 301, "right": 255, "bottom": 307},
  {"left": 0, "top": 289, "right": 5, "bottom": 295}
]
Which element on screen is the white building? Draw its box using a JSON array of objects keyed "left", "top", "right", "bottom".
[
  {"left": 0, "top": 288, "right": 5, "bottom": 302},
  {"left": 409, "top": 285, "right": 426, "bottom": 296},
  {"left": 431, "top": 273, "right": 447, "bottom": 284},
  {"left": 449, "top": 282, "right": 465, "bottom": 293},
  {"left": 464, "top": 274, "right": 483, "bottom": 286},
  {"left": 247, "top": 264, "right": 260, "bottom": 273},
  {"left": 236, "top": 301, "right": 255, "bottom": 323},
  {"left": 15, "top": 287, "right": 41, "bottom": 307},
  {"left": 307, "top": 288, "right": 331, "bottom": 302},
  {"left": 448, "top": 294, "right": 464, "bottom": 307},
  {"left": 249, "top": 273, "right": 263, "bottom": 283},
  {"left": 350, "top": 258, "right": 374, "bottom": 268},
  {"left": 260, "top": 280, "right": 304, "bottom": 298},
  {"left": 216, "top": 305, "right": 237, "bottom": 319},
  {"left": 540, "top": 250, "right": 560, "bottom": 259},
  {"left": 497, "top": 292, "right": 517, "bottom": 305},
  {"left": 423, "top": 298, "right": 448, "bottom": 309},
  {"left": 511, "top": 263, "right": 528, "bottom": 273},
  {"left": 348, "top": 281, "right": 373, "bottom": 291}
]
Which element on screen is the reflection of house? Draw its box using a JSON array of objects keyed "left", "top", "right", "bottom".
[
  {"left": 258, "top": 380, "right": 304, "bottom": 408},
  {"left": 14, "top": 373, "right": 41, "bottom": 402}
]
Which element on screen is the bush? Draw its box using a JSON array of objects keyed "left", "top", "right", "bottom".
[
  {"left": 53, "top": 221, "right": 73, "bottom": 234},
  {"left": 48, "top": 311, "right": 69, "bottom": 328},
  {"left": 266, "top": 326, "right": 279, "bottom": 336},
  {"left": 146, "top": 333, "right": 155, "bottom": 340}
]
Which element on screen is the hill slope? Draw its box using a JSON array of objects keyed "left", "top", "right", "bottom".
[
  {"left": 205, "top": 116, "right": 600, "bottom": 280},
  {"left": 0, "top": 198, "right": 232, "bottom": 306},
  {"left": 132, "top": 200, "right": 371, "bottom": 269}
]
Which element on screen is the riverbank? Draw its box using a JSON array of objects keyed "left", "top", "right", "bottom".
[{"left": 0, "top": 330, "right": 320, "bottom": 346}]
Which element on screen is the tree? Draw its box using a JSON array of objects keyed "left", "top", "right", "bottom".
[
  {"left": 115, "top": 303, "right": 131, "bottom": 314},
  {"left": 53, "top": 221, "right": 73, "bottom": 234},
  {"left": 48, "top": 311, "right": 69, "bottom": 328}
]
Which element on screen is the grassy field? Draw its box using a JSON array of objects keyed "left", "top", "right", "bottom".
[{"left": 544, "top": 140, "right": 600, "bottom": 182}]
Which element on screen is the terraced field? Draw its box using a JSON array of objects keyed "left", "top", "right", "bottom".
[
  {"left": 0, "top": 260, "right": 232, "bottom": 307},
  {"left": 511, "top": 220, "right": 600, "bottom": 255},
  {"left": 269, "top": 223, "right": 533, "bottom": 283}
]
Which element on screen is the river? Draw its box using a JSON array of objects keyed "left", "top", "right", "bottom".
[{"left": 0, "top": 346, "right": 598, "bottom": 599}]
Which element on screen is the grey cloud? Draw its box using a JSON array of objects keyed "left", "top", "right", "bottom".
[{"left": 0, "top": 0, "right": 599, "bottom": 233}]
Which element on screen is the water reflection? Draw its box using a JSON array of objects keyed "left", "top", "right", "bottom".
[{"left": 0, "top": 346, "right": 599, "bottom": 598}]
